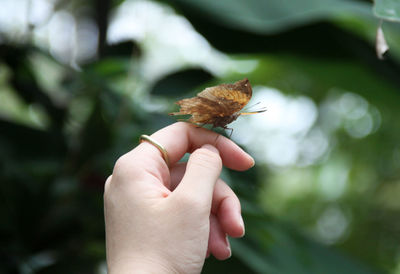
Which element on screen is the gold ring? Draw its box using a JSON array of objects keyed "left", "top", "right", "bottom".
[{"left": 139, "top": 135, "right": 170, "bottom": 167}]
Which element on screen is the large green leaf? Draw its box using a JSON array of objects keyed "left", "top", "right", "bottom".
[
  {"left": 374, "top": 0, "right": 400, "bottom": 22},
  {"left": 163, "top": 0, "right": 381, "bottom": 60},
  {"left": 167, "top": 0, "right": 370, "bottom": 34},
  {"left": 165, "top": 0, "right": 400, "bottom": 63}
]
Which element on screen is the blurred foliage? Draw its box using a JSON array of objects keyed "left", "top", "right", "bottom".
[
  {"left": 374, "top": 0, "right": 400, "bottom": 22},
  {"left": 1, "top": 0, "right": 400, "bottom": 273}
]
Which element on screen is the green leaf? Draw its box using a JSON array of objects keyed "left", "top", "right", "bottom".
[
  {"left": 230, "top": 212, "right": 381, "bottom": 274},
  {"left": 373, "top": 0, "right": 400, "bottom": 22},
  {"left": 163, "top": 0, "right": 376, "bottom": 56},
  {"left": 167, "top": 0, "right": 370, "bottom": 34}
]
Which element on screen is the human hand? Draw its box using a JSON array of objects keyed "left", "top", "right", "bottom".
[{"left": 104, "top": 122, "right": 254, "bottom": 273}]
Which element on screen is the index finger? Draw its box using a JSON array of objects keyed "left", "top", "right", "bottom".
[{"left": 149, "top": 122, "right": 255, "bottom": 171}]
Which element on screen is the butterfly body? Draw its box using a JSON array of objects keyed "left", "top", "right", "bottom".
[
  {"left": 209, "top": 112, "right": 241, "bottom": 129},
  {"left": 169, "top": 78, "right": 265, "bottom": 133}
]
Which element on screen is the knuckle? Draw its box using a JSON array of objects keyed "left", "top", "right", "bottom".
[
  {"left": 113, "top": 154, "right": 131, "bottom": 175},
  {"left": 104, "top": 175, "right": 112, "bottom": 192},
  {"left": 175, "top": 121, "right": 187, "bottom": 127},
  {"left": 111, "top": 154, "right": 143, "bottom": 184},
  {"left": 173, "top": 121, "right": 189, "bottom": 132},
  {"left": 103, "top": 175, "right": 113, "bottom": 202}
]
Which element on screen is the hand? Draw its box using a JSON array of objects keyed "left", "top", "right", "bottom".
[{"left": 104, "top": 122, "right": 254, "bottom": 273}]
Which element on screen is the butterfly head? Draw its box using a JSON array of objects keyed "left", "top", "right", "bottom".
[{"left": 234, "top": 78, "right": 252, "bottom": 97}]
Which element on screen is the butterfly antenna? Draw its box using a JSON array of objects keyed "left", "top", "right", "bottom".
[
  {"left": 240, "top": 107, "right": 267, "bottom": 115},
  {"left": 242, "top": 102, "right": 261, "bottom": 111},
  {"left": 224, "top": 127, "right": 233, "bottom": 138}
]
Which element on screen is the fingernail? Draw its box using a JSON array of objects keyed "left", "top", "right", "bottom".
[
  {"left": 249, "top": 156, "right": 255, "bottom": 167},
  {"left": 225, "top": 235, "right": 232, "bottom": 258},
  {"left": 202, "top": 144, "right": 219, "bottom": 154},
  {"left": 239, "top": 214, "right": 245, "bottom": 237}
]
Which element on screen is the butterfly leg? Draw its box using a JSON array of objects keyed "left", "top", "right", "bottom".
[
  {"left": 209, "top": 125, "right": 220, "bottom": 143},
  {"left": 225, "top": 127, "right": 234, "bottom": 138}
]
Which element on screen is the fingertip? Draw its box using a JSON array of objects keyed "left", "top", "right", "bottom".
[
  {"left": 209, "top": 215, "right": 232, "bottom": 260},
  {"left": 239, "top": 155, "right": 255, "bottom": 170},
  {"left": 211, "top": 239, "right": 232, "bottom": 261},
  {"left": 216, "top": 137, "right": 255, "bottom": 170},
  {"left": 218, "top": 197, "right": 245, "bottom": 238},
  {"left": 249, "top": 156, "right": 255, "bottom": 168},
  {"left": 225, "top": 235, "right": 232, "bottom": 259}
]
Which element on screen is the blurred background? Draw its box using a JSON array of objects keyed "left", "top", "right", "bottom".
[{"left": 1, "top": 0, "right": 400, "bottom": 273}]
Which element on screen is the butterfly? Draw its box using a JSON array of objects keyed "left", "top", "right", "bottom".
[{"left": 169, "top": 78, "right": 266, "bottom": 136}]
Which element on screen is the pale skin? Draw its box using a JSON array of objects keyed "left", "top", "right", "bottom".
[{"left": 104, "top": 122, "right": 254, "bottom": 273}]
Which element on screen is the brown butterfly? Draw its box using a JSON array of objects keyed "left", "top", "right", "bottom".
[{"left": 169, "top": 78, "right": 266, "bottom": 136}]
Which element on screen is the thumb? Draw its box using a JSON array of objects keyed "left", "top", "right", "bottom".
[{"left": 174, "top": 144, "right": 222, "bottom": 206}]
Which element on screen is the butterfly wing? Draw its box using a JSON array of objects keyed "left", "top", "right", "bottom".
[
  {"left": 169, "top": 97, "right": 227, "bottom": 124},
  {"left": 197, "top": 78, "right": 252, "bottom": 114}
]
